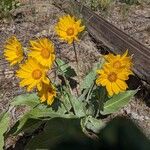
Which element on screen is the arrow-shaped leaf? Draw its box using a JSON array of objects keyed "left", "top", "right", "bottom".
[{"left": 101, "top": 90, "right": 137, "bottom": 115}]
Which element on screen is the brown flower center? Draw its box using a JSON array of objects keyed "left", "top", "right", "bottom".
[
  {"left": 108, "top": 72, "right": 117, "bottom": 82},
  {"left": 32, "top": 69, "right": 42, "bottom": 80},
  {"left": 41, "top": 49, "right": 50, "bottom": 59},
  {"left": 48, "top": 87, "right": 53, "bottom": 93},
  {"left": 66, "top": 27, "right": 74, "bottom": 36},
  {"left": 113, "top": 61, "right": 121, "bottom": 69}
]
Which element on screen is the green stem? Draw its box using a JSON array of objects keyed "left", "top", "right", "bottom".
[
  {"left": 55, "top": 61, "right": 76, "bottom": 115},
  {"left": 85, "top": 82, "right": 95, "bottom": 102},
  {"left": 33, "top": 103, "right": 40, "bottom": 109},
  {"left": 55, "top": 61, "right": 72, "bottom": 93},
  {"left": 60, "top": 87, "right": 70, "bottom": 114},
  {"left": 73, "top": 41, "right": 80, "bottom": 95},
  {"left": 95, "top": 87, "right": 101, "bottom": 118},
  {"left": 61, "top": 100, "right": 70, "bottom": 114},
  {"left": 73, "top": 41, "right": 79, "bottom": 71}
]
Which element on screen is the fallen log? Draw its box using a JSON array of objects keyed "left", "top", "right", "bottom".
[{"left": 54, "top": 0, "right": 150, "bottom": 84}]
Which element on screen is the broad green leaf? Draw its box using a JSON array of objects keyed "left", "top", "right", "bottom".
[
  {"left": 61, "top": 92, "right": 72, "bottom": 111},
  {"left": 62, "top": 87, "right": 86, "bottom": 117},
  {"left": 71, "top": 96, "right": 86, "bottom": 117},
  {"left": 0, "top": 112, "right": 10, "bottom": 150},
  {"left": 25, "top": 118, "right": 84, "bottom": 149},
  {"left": 80, "top": 58, "right": 105, "bottom": 91},
  {"left": 8, "top": 114, "right": 42, "bottom": 135},
  {"left": 9, "top": 103, "right": 76, "bottom": 135},
  {"left": 56, "top": 58, "right": 76, "bottom": 77},
  {"left": 28, "top": 108, "right": 76, "bottom": 119},
  {"left": 101, "top": 90, "right": 137, "bottom": 115},
  {"left": 94, "top": 86, "right": 108, "bottom": 111},
  {"left": 80, "top": 68, "right": 96, "bottom": 90},
  {"left": 11, "top": 93, "right": 40, "bottom": 108},
  {"left": 78, "top": 89, "right": 89, "bottom": 101},
  {"left": 56, "top": 58, "right": 69, "bottom": 73}
]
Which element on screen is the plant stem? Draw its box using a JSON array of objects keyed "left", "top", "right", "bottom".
[
  {"left": 73, "top": 41, "right": 80, "bottom": 95},
  {"left": 55, "top": 61, "right": 72, "bottom": 93},
  {"left": 73, "top": 41, "right": 79, "bottom": 71},
  {"left": 55, "top": 61, "right": 76, "bottom": 115},
  {"left": 85, "top": 82, "right": 95, "bottom": 102},
  {"left": 61, "top": 100, "right": 70, "bottom": 114},
  {"left": 60, "top": 87, "right": 71, "bottom": 114}
]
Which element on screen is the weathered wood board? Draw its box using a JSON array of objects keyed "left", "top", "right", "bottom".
[{"left": 54, "top": 0, "right": 150, "bottom": 84}]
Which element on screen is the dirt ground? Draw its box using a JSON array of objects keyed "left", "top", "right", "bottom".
[{"left": 0, "top": 0, "right": 150, "bottom": 148}]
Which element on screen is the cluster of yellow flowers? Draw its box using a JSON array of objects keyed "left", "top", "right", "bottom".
[
  {"left": 4, "top": 37, "right": 56, "bottom": 105},
  {"left": 96, "top": 50, "right": 133, "bottom": 96},
  {"left": 3, "top": 15, "right": 85, "bottom": 105},
  {"left": 3, "top": 14, "right": 133, "bottom": 104}
]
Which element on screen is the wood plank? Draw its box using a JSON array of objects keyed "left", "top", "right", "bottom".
[{"left": 54, "top": 0, "right": 150, "bottom": 84}]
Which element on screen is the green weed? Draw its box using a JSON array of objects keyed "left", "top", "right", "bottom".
[
  {"left": 0, "top": 0, "right": 20, "bottom": 19},
  {"left": 119, "top": 0, "right": 139, "bottom": 5}
]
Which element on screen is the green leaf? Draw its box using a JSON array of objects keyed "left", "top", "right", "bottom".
[
  {"left": 9, "top": 103, "right": 76, "bottom": 135},
  {"left": 61, "top": 91, "right": 72, "bottom": 111},
  {"left": 8, "top": 115, "right": 42, "bottom": 135},
  {"left": 80, "top": 68, "right": 96, "bottom": 90},
  {"left": 28, "top": 107, "right": 76, "bottom": 119},
  {"left": 11, "top": 93, "right": 40, "bottom": 108},
  {"left": 25, "top": 118, "right": 83, "bottom": 149},
  {"left": 71, "top": 96, "right": 86, "bottom": 117},
  {"left": 80, "top": 58, "right": 105, "bottom": 91},
  {"left": 56, "top": 58, "right": 76, "bottom": 77},
  {"left": 0, "top": 112, "right": 10, "bottom": 150},
  {"left": 101, "top": 90, "right": 137, "bottom": 115},
  {"left": 56, "top": 58, "right": 69, "bottom": 73}
]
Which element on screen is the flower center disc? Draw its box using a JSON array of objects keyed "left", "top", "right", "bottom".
[
  {"left": 113, "top": 61, "right": 121, "bottom": 69},
  {"left": 66, "top": 28, "right": 74, "bottom": 36},
  {"left": 41, "top": 49, "right": 50, "bottom": 59},
  {"left": 108, "top": 72, "right": 117, "bottom": 82},
  {"left": 32, "top": 69, "right": 42, "bottom": 80}
]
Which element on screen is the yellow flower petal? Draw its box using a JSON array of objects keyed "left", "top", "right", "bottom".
[
  {"left": 17, "top": 58, "right": 48, "bottom": 91},
  {"left": 28, "top": 38, "right": 55, "bottom": 68},
  {"left": 38, "top": 82, "right": 56, "bottom": 105},
  {"left": 4, "top": 36, "right": 23, "bottom": 66}
]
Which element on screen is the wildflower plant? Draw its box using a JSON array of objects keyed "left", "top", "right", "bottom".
[{"left": 0, "top": 15, "right": 137, "bottom": 149}]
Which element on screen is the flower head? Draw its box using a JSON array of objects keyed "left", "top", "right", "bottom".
[
  {"left": 55, "top": 15, "right": 85, "bottom": 44},
  {"left": 38, "top": 82, "right": 56, "bottom": 105},
  {"left": 29, "top": 38, "right": 55, "bottom": 68},
  {"left": 16, "top": 58, "right": 49, "bottom": 91},
  {"left": 4, "top": 36, "right": 23, "bottom": 66},
  {"left": 104, "top": 50, "right": 132, "bottom": 70},
  {"left": 96, "top": 66, "right": 131, "bottom": 96}
]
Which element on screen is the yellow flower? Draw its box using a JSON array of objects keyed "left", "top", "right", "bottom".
[
  {"left": 55, "top": 15, "right": 85, "bottom": 44},
  {"left": 4, "top": 36, "right": 23, "bottom": 66},
  {"left": 38, "top": 82, "right": 56, "bottom": 105},
  {"left": 16, "top": 58, "right": 49, "bottom": 91},
  {"left": 96, "top": 66, "right": 130, "bottom": 96},
  {"left": 104, "top": 50, "right": 132, "bottom": 70},
  {"left": 29, "top": 38, "right": 55, "bottom": 68}
]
